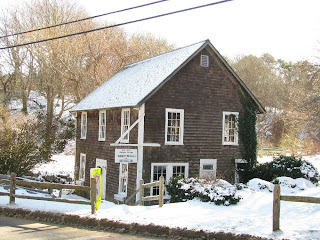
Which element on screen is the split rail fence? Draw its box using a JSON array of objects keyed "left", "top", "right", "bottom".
[
  {"left": 0, "top": 173, "right": 98, "bottom": 214},
  {"left": 125, "top": 176, "right": 165, "bottom": 207},
  {"left": 273, "top": 184, "right": 320, "bottom": 231}
]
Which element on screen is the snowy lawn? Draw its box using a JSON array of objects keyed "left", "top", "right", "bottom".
[{"left": 0, "top": 154, "right": 320, "bottom": 240}]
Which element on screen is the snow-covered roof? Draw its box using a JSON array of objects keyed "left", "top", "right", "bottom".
[
  {"left": 71, "top": 39, "right": 265, "bottom": 113},
  {"left": 71, "top": 40, "right": 208, "bottom": 111}
]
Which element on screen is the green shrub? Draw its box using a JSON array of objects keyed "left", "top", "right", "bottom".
[
  {"left": 166, "top": 177, "right": 242, "bottom": 206},
  {"left": 249, "top": 155, "right": 319, "bottom": 184},
  {"left": 165, "top": 176, "right": 188, "bottom": 202},
  {"left": 0, "top": 122, "right": 43, "bottom": 175}
]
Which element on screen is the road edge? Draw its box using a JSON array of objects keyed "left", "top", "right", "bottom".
[{"left": 0, "top": 206, "right": 269, "bottom": 240}]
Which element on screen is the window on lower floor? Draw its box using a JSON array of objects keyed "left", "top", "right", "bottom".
[
  {"left": 152, "top": 165, "right": 166, "bottom": 196},
  {"left": 151, "top": 163, "right": 188, "bottom": 195},
  {"left": 172, "top": 165, "right": 186, "bottom": 178},
  {"left": 79, "top": 153, "right": 86, "bottom": 180},
  {"left": 118, "top": 163, "right": 128, "bottom": 196},
  {"left": 200, "top": 159, "right": 217, "bottom": 179},
  {"left": 222, "top": 111, "right": 239, "bottom": 145}
]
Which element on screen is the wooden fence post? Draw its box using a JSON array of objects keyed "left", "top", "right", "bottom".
[
  {"left": 9, "top": 173, "right": 16, "bottom": 204},
  {"left": 159, "top": 176, "right": 164, "bottom": 207},
  {"left": 139, "top": 179, "right": 144, "bottom": 206},
  {"left": 273, "top": 184, "right": 281, "bottom": 231},
  {"left": 90, "top": 178, "right": 96, "bottom": 214}
]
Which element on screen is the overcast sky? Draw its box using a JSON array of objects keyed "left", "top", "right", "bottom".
[{"left": 1, "top": 0, "right": 320, "bottom": 62}]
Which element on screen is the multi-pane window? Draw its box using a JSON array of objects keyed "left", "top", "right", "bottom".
[
  {"left": 81, "top": 112, "right": 87, "bottom": 139},
  {"left": 152, "top": 165, "right": 167, "bottom": 195},
  {"left": 165, "top": 108, "right": 184, "bottom": 145},
  {"left": 222, "top": 112, "right": 239, "bottom": 145},
  {"left": 172, "top": 166, "right": 185, "bottom": 178},
  {"left": 151, "top": 163, "right": 188, "bottom": 196},
  {"left": 98, "top": 110, "right": 106, "bottom": 141},
  {"left": 119, "top": 163, "right": 128, "bottom": 195},
  {"left": 79, "top": 153, "right": 86, "bottom": 180},
  {"left": 121, "top": 108, "right": 130, "bottom": 143}
]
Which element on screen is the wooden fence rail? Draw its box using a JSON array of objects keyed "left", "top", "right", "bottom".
[
  {"left": 259, "top": 148, "right": 313, "bottom": 158},
  {"left": 273, "top": 184, "right": 320, "bottom": 231},
  {"left": 0, "top": 173, "right": 97, "bottom": 214},
  {"left": 139, "top": 176, "right": 165, "bottom": 207}
]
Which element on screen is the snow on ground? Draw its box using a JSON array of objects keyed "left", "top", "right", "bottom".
[
  {"left": 8, "top": 91, "right": 74, "bottom": 119},
  {"left": 0, "top": 154, "right": 320, "bottom": 240},
  {"left": 32, "top": 151, "right": 75, "bottom": 177}
]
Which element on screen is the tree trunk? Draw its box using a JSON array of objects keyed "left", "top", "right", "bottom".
[
  {"left": 21, "top": 89, "right": 28, "bottom": 114},
  {"left": 44, "top": 85, "right": 54, "bottom": 161}
]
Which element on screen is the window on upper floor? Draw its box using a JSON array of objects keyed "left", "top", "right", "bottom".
[
  {"left": 98, "top": 110, "right": 106, "bottom": 141},
  {"left": 222, "top": 111, "right": 239, "bottom": 145},
  {"left": 81, "top": 112, "right": 87, "bottom": 139},
  {"left": 200, "top": 54, "right": 209, "bottom": 67},
  {"left": 121, "top": 108, "right": 130, "bottom": 143},
  {"left": 165, "top": 108, "right": 184, "bottom": 145}
]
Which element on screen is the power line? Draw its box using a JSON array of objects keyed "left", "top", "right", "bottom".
[
  {"left": 0, "top": 0, "right": 169, "bottom": 39},
  {"left": 0, "top": 0, "right": 233, "bottom": 50}
]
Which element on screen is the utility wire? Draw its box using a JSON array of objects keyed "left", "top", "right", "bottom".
[
  {"left": 0, "top": 0, "right": 169, "bottom": 39},
  {"left": 0, "top": 0, "right": 233, "bottom": 50}
]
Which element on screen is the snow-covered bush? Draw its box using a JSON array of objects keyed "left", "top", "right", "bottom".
[
  {"left": 247, "top": 178, "right": 274, "bottom": 192},
  {"left": 273, "top": 176, "right": 315, "bottom": 191},
  {"left": 250, "top": 155, "right": 319, "bottom": 184},
  {"left": 166, "top": 177, "right": 242, "bottom": 206},
  {"left": 247, "top": 177, "right": 317, "bottom": 194}
]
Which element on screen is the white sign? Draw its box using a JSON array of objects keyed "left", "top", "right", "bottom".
[{"left": 115, "top": 149, "right": 137, "bottom": 163}]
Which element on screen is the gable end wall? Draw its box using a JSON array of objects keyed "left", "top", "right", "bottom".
[{"left": 143, "top": 47, "right": 246, "bottom": 183}]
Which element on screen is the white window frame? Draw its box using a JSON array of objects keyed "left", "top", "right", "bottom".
[
  {"left": 98, "top": 110, "right": 106, "bottom": 141},
  {"left": 165, "top": 108, "right": 184, "bottom": 145},
  {"left": 120, "top": 108, "right": 130, "bottom": 143},
  {"left": 79, "top": 153, "right": 86, "bottom": 181},
  {"left": 200, "top": 54, "right": 209, "bottom": 67},
  {"left": 80, "top": 112, "right": 87, "bottom": 139},
  {"left": 222, "top": 111, "right": 239, "bottom": 145},
  {"left": 200, "top": 159, "right": 217, "bottom": 179},
  {"left": 118, "top": 162, "right": 128, "bottom": 197},
  {"left": 151, "top": 163, "right": 189, "bottom": 196}
]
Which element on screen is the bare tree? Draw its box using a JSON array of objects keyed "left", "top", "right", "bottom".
[
  {"left": 0, "top": 0, "right": 174, "bottom": 160},
  {"left": 0, "top": 6, "right": 32, "bottom": 112}
]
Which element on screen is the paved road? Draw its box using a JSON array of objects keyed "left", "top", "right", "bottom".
[{"left": 0, "top": 216, "right": 165, "bottom": 240}]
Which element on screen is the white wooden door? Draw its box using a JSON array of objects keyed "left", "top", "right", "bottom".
[{"left": 96, "top": 159, "right": 107, "bottom": 200}]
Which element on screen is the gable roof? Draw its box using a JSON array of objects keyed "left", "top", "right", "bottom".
[{"left": 71, "top": 40, "right": 265, "bottom": 113}]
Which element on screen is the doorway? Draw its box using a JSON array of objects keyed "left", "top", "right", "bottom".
[{"left": 95, "top": 159, "right": 107, "bottom": 200}]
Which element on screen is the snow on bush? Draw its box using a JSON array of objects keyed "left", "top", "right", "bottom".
[
  {"left": 247, "top": 177, "right": 318, "bottom": 194},
  {"left": 247, "top": 178, "right": 274, "bottom": 192},
  {"left": 166, "top": 177, "right": 242, "bottom": 205},
  {"left": 250, "top": 155, "right": 319, "bottom": 184}
]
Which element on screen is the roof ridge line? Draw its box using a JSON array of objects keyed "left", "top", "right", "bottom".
[{"left": 125, "top": 39, "right": 208, "bottom": 68}]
